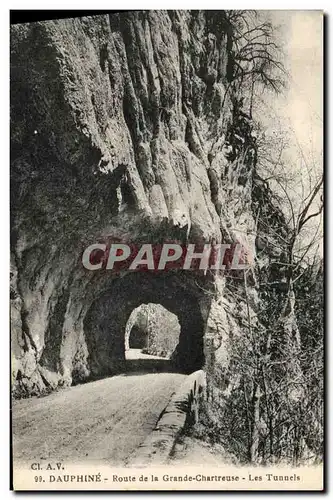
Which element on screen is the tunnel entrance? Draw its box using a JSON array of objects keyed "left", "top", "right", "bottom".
[
  {"left": 125, "top": 303, "right": 181, "bottom": 359},
  {"left": 83, "top": 272, "right": 208, "bottom": 378},
  {"left": 124, "top": 304, "right": 181, "bottom": 372},
  {"left": 127, "top": 313, "right": 148, "bottom": 350}
]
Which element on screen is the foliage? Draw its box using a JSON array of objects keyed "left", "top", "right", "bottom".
[{"left": 194, "top": 10, "right": 323, "bottom": 466}]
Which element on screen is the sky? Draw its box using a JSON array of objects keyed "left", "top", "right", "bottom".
[
  {"left": 255, "top": 11, "right": 323, "bottom": 256},
  {"left": 250, "top": 11, "right": 323, "bottom": 173},
  {"left": 273, "top": 10, "right": 323, "bottom": 167}
]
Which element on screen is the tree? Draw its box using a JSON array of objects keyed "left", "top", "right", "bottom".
[{"left": 225, "top": 11, "right": 286, "bottom": 116}]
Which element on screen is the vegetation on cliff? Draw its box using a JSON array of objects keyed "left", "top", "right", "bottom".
[{"left": 194, "top": 10, "right": 323, "bottom": 466}]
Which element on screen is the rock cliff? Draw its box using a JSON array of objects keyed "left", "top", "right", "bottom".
[{"left": 11, "top": 11, "right": 258, "bottom": 396}]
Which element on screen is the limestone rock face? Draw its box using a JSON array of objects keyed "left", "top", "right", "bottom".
[
  {"left": 124, "top": 304, "right": 180, "bottom": 357},
  {"left": 11, "top": 11, "right": 256, "bottom": 396}
]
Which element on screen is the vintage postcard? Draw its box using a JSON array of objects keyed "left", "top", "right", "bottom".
[{"left": 10, "top": 9, "right": 324, "bottom": 491}]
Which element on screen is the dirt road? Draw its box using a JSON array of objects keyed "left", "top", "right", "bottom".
[{"left": 12, "top": 370, "right": 186, "bottom": 466}]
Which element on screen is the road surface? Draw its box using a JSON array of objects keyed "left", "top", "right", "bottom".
[{"left": 12, "top": 368, "right": 186, "bottom": 466}]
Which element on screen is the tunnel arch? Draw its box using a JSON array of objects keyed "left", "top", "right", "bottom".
[{"left": 83, "top": 271, "right": 208, "bottom": 377}]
